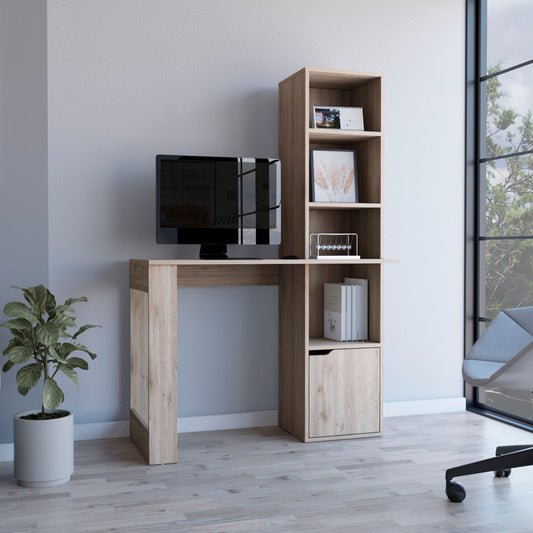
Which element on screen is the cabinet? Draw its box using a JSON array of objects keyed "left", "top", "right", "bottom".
[{"left": 278, "top": 67, "right": 384, "bottom": 442}]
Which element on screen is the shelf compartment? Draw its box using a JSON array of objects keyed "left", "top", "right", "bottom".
[
  {"left": 308, "top": 262, "right": 381, "bottom": 343},
  {"left": 308, "top": 69, "right": 382, "bottom": 132},
  {"left": 309, "top": 208, "right": 381, "bottom": 260},
  {"left": 309, "top": 137, "right": 381, "bottom": 204}
]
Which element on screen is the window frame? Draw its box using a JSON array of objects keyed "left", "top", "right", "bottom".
[{"left": 465, "top": 0, "right": 533, "bottom": 429}]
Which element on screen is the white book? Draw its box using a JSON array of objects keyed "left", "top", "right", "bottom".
[
  {"left": 344, "top": 278, "right": 368, "bottom": 341},
  {"left": 351, "top": 284, "right": 358, "bottom": 341},
  {"left": 324, "top": 283, "right": 346, "bottom": 342},
  {"left": 345, "top": 285, "right": 352, "bottom": 342}
]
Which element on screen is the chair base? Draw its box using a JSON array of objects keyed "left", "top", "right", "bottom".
[{"left": 445, "top": 444, "right": 533, "bottom": 502}]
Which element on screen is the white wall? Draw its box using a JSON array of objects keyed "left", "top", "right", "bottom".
[
  {"left": 0, "top": 0, "right": 465, "bottom": 443},
  {"left": 0, "top": 1, "right": 48, "bottom": 438}
]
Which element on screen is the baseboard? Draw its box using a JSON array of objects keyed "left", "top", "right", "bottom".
[
  {"left": 0, "top": 402, "right": 465, "bottom": 463},
  {"left": 383, "top": 397, "right": 466, "bottom": 417}
]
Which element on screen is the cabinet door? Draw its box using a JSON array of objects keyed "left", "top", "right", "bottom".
[{"left": 309, "top": 348, "right": 380, "bottom": 438}]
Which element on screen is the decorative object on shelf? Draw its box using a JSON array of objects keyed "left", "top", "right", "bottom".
[
  {"left": 313, "top": 106, "right": 364, "bottom": 131},
  {"left": 1, "top": 285, "right": 100, "bottom": 487},
  {"left": 310, "top": 148, "right": 358, "bottom": 203},
  {"left": 309, "top": 233, "right": 360, "bottom": 260},
  {"left": 313, "top": 107, "right": 340, "bottom": 128}
]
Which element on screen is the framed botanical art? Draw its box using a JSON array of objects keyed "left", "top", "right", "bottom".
[{"left": 310, "top": 149, "right": 359, "bottom": 203}]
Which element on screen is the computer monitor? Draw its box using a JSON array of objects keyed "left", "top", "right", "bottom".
[{"left": 156, "top": 155, "right": 281, "bottom": 259}]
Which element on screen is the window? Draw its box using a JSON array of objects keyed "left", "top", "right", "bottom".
[{"left": 466, "top": 0, "right": 533, "bottom": 422}]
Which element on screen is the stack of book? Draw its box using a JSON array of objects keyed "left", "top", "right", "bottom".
[{"left": 323, "top": 278, "right": 368, "bottom": 342}]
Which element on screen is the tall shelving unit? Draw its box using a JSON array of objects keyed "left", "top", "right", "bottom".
[{"left": 278, "top": 67, "right": 384, "bottom": 442}]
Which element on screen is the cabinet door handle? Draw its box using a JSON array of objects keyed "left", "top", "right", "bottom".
[{"left": 309, "top": 349, "right": 333, "bottom": 356}]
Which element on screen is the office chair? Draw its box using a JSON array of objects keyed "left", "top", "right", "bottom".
[{"left": 446, "top": 306, "right": 533, "bottom": 502}]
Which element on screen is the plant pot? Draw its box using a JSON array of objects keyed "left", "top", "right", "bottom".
[{"left": 14, "top": 410, "right": 73, "bottom": 488}]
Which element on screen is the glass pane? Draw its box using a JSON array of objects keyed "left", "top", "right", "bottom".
[
  {"left": 482, "top": 238, "right": 533, "bottom": 319},
  {"left": 482, "top": 156, "right": 533, "bottom": 239},
  {"left": 483, "top": 63, "right": 533, "bottom": 159},
  {"left": 487, "top": 0, "right": 533, "bottom": 72},
  {"left": 478, "top": 387, "right": 533, "bottom": 421}
]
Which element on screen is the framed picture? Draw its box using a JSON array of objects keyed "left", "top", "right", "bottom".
[
  {"left": 310, "top": 149, "right": 358, "bottom": 203},
  {"left": 313, "top": 107, "right": 340, "bottom": 129},
  {"left": 313, "top": 106, "right": 364, "bottom": 130}
]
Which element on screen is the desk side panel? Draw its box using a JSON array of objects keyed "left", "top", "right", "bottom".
[
  {"left": 278, "top": 264, "right": 308, "bottom": 440},
  {"left": 148, "top": 265, "right": 178, "bottom": 465},
  {"left": 130, "top": 288, "right": 149, "bottom": 426}
]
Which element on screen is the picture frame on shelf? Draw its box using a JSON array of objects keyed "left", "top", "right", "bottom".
[
  {"left": 310, "top": 148, "right": 359, "bottom": 203},
  {"left": 313, "top": 106, "right": 364, "bottom": 131},
  {"left": 313, "top": 107, "right": 340, "bottom": 129}
]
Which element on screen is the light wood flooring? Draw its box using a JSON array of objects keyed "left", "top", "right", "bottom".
[{"left": 1, "top": 412, "right": 533, "bottom": 532}]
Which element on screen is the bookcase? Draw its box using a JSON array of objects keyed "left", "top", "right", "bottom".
[{"left": 278, "top": 67, "right": 384, "bottom": 442}]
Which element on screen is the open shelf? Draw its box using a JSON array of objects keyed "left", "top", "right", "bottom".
[{"left": 278, "top": 67, "right": 384, "bottom": 442}]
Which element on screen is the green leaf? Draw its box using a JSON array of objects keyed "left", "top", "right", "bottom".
[
  {"left": 3, "top": 337, "right": 22, "bottom": 356},
  {"left": 59, "top": 366, "right": 79, "bottom": 388},
  {"left": 47, "top": 313, "right": 77, "bottom": 329},
  {"left": 0, "top": 318, "right": 33, "bottom": 338},
  {"left": 3, "top": 302, "right": 39, "bottom": 323},
  {"left": 2, "top": 360, "right": 15, "bottom": 373},
  {"left": 64, "top": 356, "right": 89, "bottom": 370},
  {"left": 57, "top": 343, "right": 78, "bottom": 358},
  {"left": 4, "top": 342, "right": 34, "bottom": 364},
  {"left": 35, "top": 323, "right": 62, "bottom": 346},
  {"left": 48, "top": 345, "right": 68, "bottom": 364},
  {"left": 64, "top": 296, "right": 87, "bottom": 306},
  {"left": 53, "top": 304, "right": 75, "bottom": 315},
  {"left": 16, "top": 363, "right": 42, "bottom": 394},
  {"left": 43, "top": 377, "right": 64, "bottom": 410},
  {"left": 13, "top": 285, "right": 50, "bottom": 316},
  {"left": 72, "top": 343, "right": 98, "bottom": 360},
  {"left": 72, "top": 324, "right": 101, "bottom": 340}
]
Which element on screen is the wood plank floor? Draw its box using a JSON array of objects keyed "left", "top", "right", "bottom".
[{"left": 1, "top": 412, "right": 533, "bottom": 532}]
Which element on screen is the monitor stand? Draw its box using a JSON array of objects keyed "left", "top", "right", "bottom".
[{"left": 199, "top": 243, "right": 228, "bottom": 260}]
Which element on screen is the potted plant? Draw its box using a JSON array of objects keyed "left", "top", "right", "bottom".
[{"left": 1, "top": 284, "right": 99, "bottom": 487}]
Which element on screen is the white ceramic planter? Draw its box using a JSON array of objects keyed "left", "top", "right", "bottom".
[{"left": 14, "top": 410, "right": 73, "bottom": 488}]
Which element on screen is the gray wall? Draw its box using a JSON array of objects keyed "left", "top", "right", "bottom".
[
  {"left": 0, "top": 1, "right": 48, "bottom": 436},
  {"left": 0, "top": 0, "right": 466, "bottom": 443}
]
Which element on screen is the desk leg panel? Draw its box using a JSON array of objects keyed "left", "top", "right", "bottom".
[{"left": 147, "top": 265, "right": 178, "bottom": 465}]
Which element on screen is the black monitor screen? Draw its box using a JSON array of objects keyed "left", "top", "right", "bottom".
[{"left": 156, "top": 155, "right": 280, "bottom": 247}]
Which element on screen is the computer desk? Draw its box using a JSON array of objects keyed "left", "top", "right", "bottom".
[{"left": 129, "top": 258, "right": 301, "bottom": 465}]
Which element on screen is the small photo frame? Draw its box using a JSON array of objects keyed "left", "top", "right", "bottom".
[
  {"left": 313, "top": 107, "right": 340, "bottom": 129},
  {"left": 310, "top": 149, "right": 358, "bottom": 203}
]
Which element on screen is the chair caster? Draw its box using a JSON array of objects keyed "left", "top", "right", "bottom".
[
  {"left": 494, "top": 468, "right": 511, "bottom": 478},
  {"left": 446, "top": 480, "right": 466, "bottom": 502}
]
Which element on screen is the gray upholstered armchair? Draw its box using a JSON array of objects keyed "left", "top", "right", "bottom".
[{"left": 446, "top": 306, "right": 533, "bottom": 502}]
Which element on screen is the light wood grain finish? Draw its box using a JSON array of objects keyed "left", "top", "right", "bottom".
[
  {"left": 279, "top": 69, "right": 308, "bottom": 258},
  {"left": 177, "top": 264, "right": 279, "bottom": 287},
  {"left": 147, "top": 265, "right": 178, "bottom": 465},
  {"left": 2, "top": 413, "right": 532, "bottom": 532},
  {"left": 130, "top": 288, "right": 149, "bottom": 425},
  {"left": 309, "top": 348, "right": 381, "bottom": 438},
  {"left": 279, "top": 67, "right": 385, "bottom": 443},
  {"left": 278, "top": 264, "right": 308, "bottom": 441},
  {"left": 130, "top": 259, "right": 149, "bottom": 292}
]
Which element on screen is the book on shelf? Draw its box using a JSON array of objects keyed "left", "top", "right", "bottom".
[
  {"left": 323, "top": 279, "right": 368, "bottom": 342},
  {"left": 323, "top": 283, "right": 347, "bottom": 342},
  {"left": 344, "top": 278, "right": 368, "bottom": 341}
]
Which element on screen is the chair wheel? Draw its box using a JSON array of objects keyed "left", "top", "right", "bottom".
[
  {"left": 494, "top": 468, "right": 511, "bottom": 478},
  {"left": 446, "top": 480, "right": 466, "bottom": 502}
]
